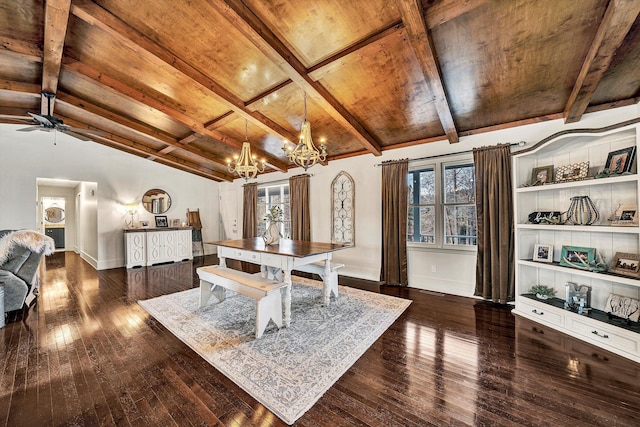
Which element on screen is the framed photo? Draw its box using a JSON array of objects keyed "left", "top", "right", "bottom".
[
  {"left": 559, "top": 245, "right": 596, "bottom": 270},
  {"left": 610, "top": 204, "right": 638, "bottom": 226},
  {"left": 605, "top": 293, "right": 640, "bottom": 322},
  {"left": 171, "top": 218, "right": 180, "bottom": 227},
  {"left": 609, "top": 252, "right": 640, "bottom": 278},
  {"left": 555, "top": 161, "right": 589, "bottom": 182},
  {"left": 605, "top": 146, "right": 636, "bottom": 174},
  {"left": 533, "top": 244, "right": 553, "bottom": 263},
  {"left": 155, "top": 215, "right": 168, "bottom": 228},
  {"left": 531, "top": 165, "right": 554, "bottom": 186},
  {"left": 139, "top": 220, "right": 150, "bottom": 229}
]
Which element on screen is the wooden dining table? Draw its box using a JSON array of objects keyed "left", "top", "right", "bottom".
[{"left": 208, "top": 237, "right": 351, "bottom": 327}]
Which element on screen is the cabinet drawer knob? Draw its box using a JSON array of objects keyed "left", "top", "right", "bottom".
[
  {"left": 532, "top": 309, "right": 544, "bottom": 315},
  {"left": 591, "top": 330, "right": 609, "bottom": 339}
]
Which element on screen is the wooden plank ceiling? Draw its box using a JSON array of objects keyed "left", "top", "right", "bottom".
[{"left": 1, "top": 0, "right": 640, "bottom": 181}]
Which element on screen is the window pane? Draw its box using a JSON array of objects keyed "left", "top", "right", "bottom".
[
  {"left": 258, "top": 184, "right": 291, "bottom": 238},
  {"left": 419, "top": 170, "right": 435, "bottom": 204},
  {"left": 407, "top": 206, "right": 435, "bottom": 243},
  {"left": 408, "top": 168, "right": 435, "bottom": 205},
  {"left": 444, "top": 164, "right": 475, "bottom": 204},
  {"left": 444, "top": 205, "right": 477, "bottom": 246}
]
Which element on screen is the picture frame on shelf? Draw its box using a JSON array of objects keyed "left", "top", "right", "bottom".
[
  {"left": 139, "top": 220, "right": 150, "bottom": 228},
  {"left": 530, "top": 165, "right": 554, "bottom": 186},
  {"left": 171, "top": 218, "right": 180, "bottom": 227},
  {"left": 555, "top": 161, "right": 590, "bottom": 182},
  {"left": 533, "top": 243, "right": 553, "bottom": 263},
  {"left": 609, "top": 252, "right": 640, "bottom": 278},
  {"left": 559, "top": 245, "right": 596, "bottom": 270},
  {"left": 155, "top": 215, "right": 168, "bottom": 228},
  {"left": 604, "top": 146, "right": 636, "bottom": 174},
  {"left": 609, "top": 204, "right": 638, "bottom": 226},
  {"left": 605, "top": 293, "right": 640, "bottom": 322}
]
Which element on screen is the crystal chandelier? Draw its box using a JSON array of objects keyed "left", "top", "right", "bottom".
[
  {"left": 227, "top": 120, "right": 265, "bottom": 180},
  {"left": 283, "top": 92, "right": 327, "bottom": 170}
]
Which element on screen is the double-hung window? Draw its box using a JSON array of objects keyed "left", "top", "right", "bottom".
[
  {"left": 257, "top": 183, "right": 291, "bottom": 238},
  {"left": 407, "top": 159, "right": 477, "bottom": 248}
]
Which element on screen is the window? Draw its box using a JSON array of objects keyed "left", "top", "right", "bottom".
[
  {"left": 443, "top": 163, "right": 476, "bottom": 246},
  {"left": 257, "top": 183, "right": 291, "bottom": 238},
  {"left": 407, "top": 160, "right": 477, "bottom": 248}
]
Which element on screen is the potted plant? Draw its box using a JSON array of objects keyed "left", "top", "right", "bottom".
[
  {"left": 263, "top": 205, "right": 283, "bottom": 245},
  {"left": 530, "top": 285, "right": 556, "bottom": 300}
]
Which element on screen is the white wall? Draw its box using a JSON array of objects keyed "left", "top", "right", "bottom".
[
  {"left": 224, "top": 105, "right": 640, "bottom": 297},
  {"left": 0, "top": 126, "right": 220, "bottom": 269}
]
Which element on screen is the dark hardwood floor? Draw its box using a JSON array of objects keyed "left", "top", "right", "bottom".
[{"left": 2, "top": 252, "right": 639, "bottom": 426}]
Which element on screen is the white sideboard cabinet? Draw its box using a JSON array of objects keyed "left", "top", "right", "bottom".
[
  {"left": 512, "top": 119, "right": 640, "bottom": 363},
  {"left": 124, "top": 227, "right": 193, "bottom": 268}
]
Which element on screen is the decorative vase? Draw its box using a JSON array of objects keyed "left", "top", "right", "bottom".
[
  {"left": 566, "top": 195, "right": 599, "bottom": 225},
  {"left": 262, "top": 222, "right": 280, "bottom": 245}
]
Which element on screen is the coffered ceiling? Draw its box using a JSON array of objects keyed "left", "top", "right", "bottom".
[{"left": 1, "top": 0, "right": 639, "bottom": 181}]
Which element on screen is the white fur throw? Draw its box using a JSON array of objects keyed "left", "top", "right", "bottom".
[{"left": 0, "top": 230, "right": 56, "bottom": 266}]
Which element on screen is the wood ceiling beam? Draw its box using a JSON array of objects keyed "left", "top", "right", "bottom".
[
  {"left": 0, "top": 80, "right": 41, "bottom": 94},
  {"left": 41, "top": 0, "right": 72, "bottom": 115},
  {"left": 563, "top": 0, "right": 640, "bottom": 123},
  {"left": 307, "top": 21, "right": 404, "bottom": 80},
  {"left": 70, "top": 0, "right": 298, "bottom": 145},
  {"left": 59, "top": 115, "right": 230, "bottom": 182},
  {"left": 0, "top": 36, "right": 43, "bottom": 62},
  {"left": 424, "top": 0, "right": 490, "bottom": 28},
  {"left": 55, "top": 93, "right": 236, "bottom": 170},
  {"left": 180, "top": 111, "right": 240, "bottom": 144},
  {"left": 61, "top": 59, "right": 288, "bottom": 172},
  {"left": 396, "top": 0, "right": 459, "bottom": 144},
  {"left": 208, "top": 0, "right": 383, "bottom": 157}
]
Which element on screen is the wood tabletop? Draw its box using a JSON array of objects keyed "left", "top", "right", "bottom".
[{"left": 208, "top": 238, "right": 352, "bottom": 258}]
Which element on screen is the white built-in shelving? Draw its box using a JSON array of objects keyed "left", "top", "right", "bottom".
[{"left": 512, "top": 120, "right": 640, "bottom": 362}]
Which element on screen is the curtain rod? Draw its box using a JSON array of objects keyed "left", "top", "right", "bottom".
[
  {"left": 243, "top": 173, "right": 314, "bottom": 187},
  {"left": 373, "top": 141, "right": 526, "bottom": 166}
]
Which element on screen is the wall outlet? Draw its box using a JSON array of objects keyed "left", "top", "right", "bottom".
[{"left": 431, "top": 265, "right": 436, "bottom": 273}]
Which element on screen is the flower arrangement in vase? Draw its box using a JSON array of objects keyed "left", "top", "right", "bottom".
[{"left": 263, "top": 205, "right": 283, "bottom": 245}]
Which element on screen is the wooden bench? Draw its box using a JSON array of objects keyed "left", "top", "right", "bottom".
[
  {"left": 293, "top": 261, "right": 344, "bottom": 303},
  {"left": 196, "top": 265, "right": 288, "bottom": 339}
]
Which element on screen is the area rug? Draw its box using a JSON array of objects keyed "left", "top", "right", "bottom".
[{"left": 138, "top": 277, "right": 411, "bottom": 425}]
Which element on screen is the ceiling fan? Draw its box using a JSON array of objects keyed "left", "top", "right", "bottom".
[{"left": 1, "top": 91, "right": 102, "bottom": 141}]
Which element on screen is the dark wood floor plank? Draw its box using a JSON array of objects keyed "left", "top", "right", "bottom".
[{"left": 2, "top": 252, "right": 640, "bottom": 427}]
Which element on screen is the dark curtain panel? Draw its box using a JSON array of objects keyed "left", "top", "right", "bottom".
[
  {"left": 241, "top": 182, "right": 260, "bottom": 273},
  {"left": 380, "top": 159, "right": 408, "bottom": 286},
  {"left": 289, "top": 174, "right": 311, "bottom": 241},
  {"left": 472, "top": 144, "right": 515, "bottom": 303}
]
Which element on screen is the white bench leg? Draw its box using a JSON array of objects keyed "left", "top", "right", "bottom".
[
  {"left": 327, "top": 272, "right": 339, "bottom": 301},
  {"left": 255, "top": 290, "right": 283, "bottom": 339},
  {"left": 319, "top": 272, "right": 339, "bottom": 305},
  {"left": 200, "top": 279, "right": 225, "bottom": 308},
  {"left": 283, "top": 269, "right": 292, "bottom": 327}
]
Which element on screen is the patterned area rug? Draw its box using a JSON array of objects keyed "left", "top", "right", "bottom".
[{"left": 138, "top": 277, "right": 411, "bottom": 425}]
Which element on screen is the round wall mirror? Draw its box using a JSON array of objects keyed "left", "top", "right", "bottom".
[
  {"left": 142, "top": 188, "right": 172, "bottom": 214},
  {"left": 45, "top": 207, "right": 65, "bottom": 223}
]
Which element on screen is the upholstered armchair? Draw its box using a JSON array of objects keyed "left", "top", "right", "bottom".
[{"left": 0, "top": 230, "right": 55, "bottom": 328}]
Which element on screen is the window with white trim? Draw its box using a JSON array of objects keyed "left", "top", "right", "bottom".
[
  {"left": 257, "top": 183, "right": 291, "bottom": 238},
  {"left": 407, "top": 159, "right": 477, "bottom": 248}
]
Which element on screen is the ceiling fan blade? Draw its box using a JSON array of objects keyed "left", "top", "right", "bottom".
[
  {"left": 16, "top": 126, "right": 46, "bottom": 132},
  {"left": 28, "top": 112, "right": 53, "bottom": 127}
]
